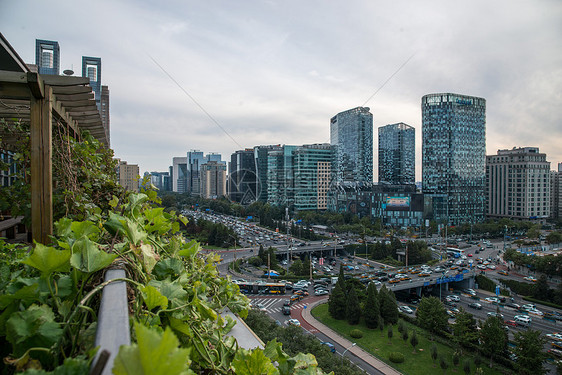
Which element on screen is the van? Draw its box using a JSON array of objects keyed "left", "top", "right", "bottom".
[{"left": 514, "top": 315, "right": 531, "bottom": 326}]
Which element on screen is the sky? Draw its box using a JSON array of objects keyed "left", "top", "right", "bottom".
[{"left": 2, "top": 0, "right": 562, "bottom": 180}]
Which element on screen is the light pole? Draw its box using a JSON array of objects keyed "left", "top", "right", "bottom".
[{"left": 341, "top": 342, "right": 356, "bottom": 363}]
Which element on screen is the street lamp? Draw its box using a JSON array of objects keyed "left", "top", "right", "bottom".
[{"left": 341, "top": 342, "right": 356, "bottom": 363}]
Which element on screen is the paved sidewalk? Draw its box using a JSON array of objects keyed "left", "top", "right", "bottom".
[{"left": 300, "top": 298, "right": 402, "bottom": 375}]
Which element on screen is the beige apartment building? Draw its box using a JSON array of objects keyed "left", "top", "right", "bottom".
[{"left": 116, "top": 159, "right": 140, "bottom": 192}]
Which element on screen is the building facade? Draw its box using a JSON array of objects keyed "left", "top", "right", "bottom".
[
  {"left": 117, "top": 160, "right": 139, "bottom": 192},
  {"left": 186, "top": 150, "right": 205, "bottom": 195},
  {"left": 292, "top": 144, "right": 332, "bottom": 211},
  {"left": 82, "top": 56, "right": 102, "bottom": 110},
  {"left": 330, "top": 107, "right": 373, "bottom": 187},
  {"left": 35, "top": 39, "right": 60, "bottom": 75},
  {"left": 267, "top": 146, "right": 297, "bottom": 207},
  {"left": 378, "top": 123, "right": 415, "bottom": 185},
  {"left": 200, "top": 161, "right": 227, "bottom": 199},
  {"left": 551, "top": 163, "right": 562, "bottom": 221},
  {"left": 422, "top": 93, "right": 486, "bottom": 225},
  {"left": 172, "top": 157, "right": 187, "bottom": 193},
  {"left": 254, "top": 145, "right": 283, "bottom": 202},
  {"left": 100, "top": 85, "right": 110, "bottom": 146},
  {"left": 486, "top": 147, "right": 551, "bottom": 222},
  {"left": 228, "top": 149, "right": 257, "bottom": 204}
]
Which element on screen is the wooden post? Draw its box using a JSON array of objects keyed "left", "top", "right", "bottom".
[{"left": 30, "top": 85, "right": 53, "bottom": 244}]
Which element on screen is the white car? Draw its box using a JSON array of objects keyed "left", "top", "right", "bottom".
[
  {"left": 287, "top": 319, "right": 301, "bottom": 327},
  {"left": 446, "top": 295, "right": 460, "bottom": 302},
  {"left": 487, "top": 265, "right": 496, "bottom": 270},
  {"left": 546, "top": 333, "right": 562, "bottom": 341},
  {"left": 528, "top": 308, "right": 544, "bottom": 317},
  {"left": 514, "top": 315, "right": 532, "bottom": 325},
  {"left": 314, "top": 289, "right": 329, "bottom": 296},
  {"left": 485, "top": 297, "right": 499, "bottom": 304},
  {"left": 399, "top": 305, "right": 414, "bottom": 314},
  {"left": 487, "top": 311, "right": 504, "bottom": 319},
  {"left": 523, "top": 276, "right": 537, "bottom": 282},
  {"left": 521, "top": 303, "right": 536, "bottom": 311}
]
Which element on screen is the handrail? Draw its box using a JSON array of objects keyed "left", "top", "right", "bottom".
[{"left": 91, "top": 269, "right": 130, "bottom": 375}]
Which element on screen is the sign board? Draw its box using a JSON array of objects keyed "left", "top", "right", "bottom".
[{"left": 495, "top": 285, "right": 500, "bottom": 296}]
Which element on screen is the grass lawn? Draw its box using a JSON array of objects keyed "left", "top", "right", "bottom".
[{"left": 312, "top": 303, "right": 505, "bottom": 375}]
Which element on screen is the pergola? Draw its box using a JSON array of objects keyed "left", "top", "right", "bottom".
[{"left": 0, "top": 33, "right": 109, "bottom": 244}]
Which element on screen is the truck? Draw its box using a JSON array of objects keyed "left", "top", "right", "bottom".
[{"left": 331, "top": 277, "right": 338, "bottom": 285}]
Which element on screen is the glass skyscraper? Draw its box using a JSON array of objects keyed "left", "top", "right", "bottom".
[
  {"left": 293, "top": 144, "right": 333, "bottom": 211},
  {"left": 422, "top": 93, "right": 486, "bottom": 225},
  {"left": 378, "top": 123, "right": 415, "bottom": 185},
  {"left": 35, "top": 39, "right": 60, "bottom": 75},
  {"left": 330, "top": 107, "right": 373, "bottom": 187}
]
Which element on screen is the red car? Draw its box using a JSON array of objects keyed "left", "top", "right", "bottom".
[
  {"left": 505, "top": 320, "right": 517, "bottom": 327},
  {"left": 467, "top": 253, "right": 473, "bottom": 257}
]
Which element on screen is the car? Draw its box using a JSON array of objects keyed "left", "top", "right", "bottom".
[
  {"left": 487, "top": 312, "right": 504, "bottom": 319},
  {"left": 497, "top": 270, "right": 509, "bottom": 276},
  {"left": 487, "top": 265, "right": 496, "bottom": 270},
  {"left": 290, "top": 294, "right": 303, "bottom": 303},
  {"left": 295, "top": 290, "right": 309, "bottom": 297},
  {"left": 446, "top": 310, "right": 456, "bottom": 318},
  {"left": 446, "top": 295, "right": 460, "bottom": 302},
  {"left": 485, "top": 297, "right": 500, "bottom": 304},
  {"left": 505, "top": 302, "right": 521, "bottom": 310},
  {"left": 468, "top": 302, "right": 482, "bottom": 310},
  {"left": 389, "top": 278, "right": 400, "bottom": 284},
  {"left": 315, "top": 289, "right": 329, "bottom": 296},
  {"left": 467, "top": 253, "right": 473, "bottom": 257},
  {"left": 287, "top": 319, "right": 301, "bottom": 327},
  {"left": 505, "top": 320, "right": 517, "bottom": 327},
  {"left": 282, "top": 306, "right": 291, "bottom": 315},
  {"left": 514, "top": 315, "right": 532, "bottom": 326},
  {"left": 321, "top": 342, "right": 336, "bottom": 353},
  {"left": 523, "top": 276, "right": 537, "bottom": 282},
  {"left": 283, "top": 299, "right": 292, "bottom": 306},
  {"left": 444, "top": 300, "right": 457, "bottom": 307},
  {"left": 399, "top": 305, "right": 414, "bottom": 314},
  {"left": 546, "top": 333, "right": 562, "bottom": 341},
  {"left": 528, "top": 308, "right": 544, "bottom": 317},
  {"left": 521, "top": 303, "right": 536, "bottom": 311}
]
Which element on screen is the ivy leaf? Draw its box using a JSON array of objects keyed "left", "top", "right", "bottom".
[
  {"left": 138, "top": 243, "right": 159, "bottom": 274},
  {"left": 69, "top": 220, "right": 100, "bottom": 240},
  {"left": 231, "top": 348, "right": 279, "bottom": 375},
  {"left": 6, "top": 304, "right": 63, "bottom": 357},
  {"left": 177, "top": 240, "right": 200, "bottom": 258},
  {"left": 112, "top": 322, "right": 192, "bottom": 375},
  {"left": 0, "top": 284, "right": 39, "bottom": 309},
  {"left": 140, "top": 285, "right": 168, "bottom": 311},
  {"left": 70, "top": 237, "right": 117, "bottom": 273},
  {"left": 22, "top": 243, "right": 71, "bottom": 276},
  {"left": 144, "top": 208, "right": 172, "bottom": 234},
  {"left": 148, "top": 279, "right": 187, "bottom": 303},
  {"left": 153, "top": 258, "right": 184, "bottom": 279}
]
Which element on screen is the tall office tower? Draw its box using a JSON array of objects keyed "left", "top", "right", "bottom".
[
  {"left": 172, "top": 157, "right": 187, "bottom": 193},
  {"left": 267, "top": 145, "right": 297, "bottom": 207},
  {"left": 378, "top": 123, "right": 415, "bottom": 185},
  {"left": 293, "top": 144, "right": 333, "bottom": 210},
  {"left": 205, "top": 153, "right": 224, "bottom": 164},
  {"left": 200, "top": 161, "right": 227, "bottom": 199},
  {"left": 186, "top": 150, "right": 205, "bottom": 195},
  {"left": 147, "top": 171, "right": 170, "bottom": 191},
  {"left": 35, "top": 39, "right": 60, "bottom": 75},
  {"left": 116, "top": 160, "right": 140, "bottom": 192},
  {"left": 254, "top": 145, "right": 283, "bottom": 202},
  {"left": 422, "top": 93, "right": 486, "bottom": 225},
  {"left": 100, "top": 85, "right": 110, "bottom": 146},
  {"left": 82, "top": 56, "right": 101, "bottom": 110},
  {"left": 228, "top": 149, "right": 257, "bottom": 204},
  {"left": 487, "top": 147, "right": 550, "bottom": 223},
  {"left": 551, "top": 163, "right": 562, "bottom": 220},
  {"left": 330, "top": 107, "right": 373, "bottom": 187}
]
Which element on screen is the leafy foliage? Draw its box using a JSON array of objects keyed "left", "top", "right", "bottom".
[
  {"left": 513, "top": 329, "right": 547, "bottom": 375},
  {"left": 416, "top": 296, "right": 448, "bottom": 338},
  {"left": 345, "top": 287, "right": 361, "bottom": 325},
  {"left": 363, "top": 283, "right": 380, "bottom": 329},
  {"left": 479, "top": 315, "right": 508, "bottom": 368}
]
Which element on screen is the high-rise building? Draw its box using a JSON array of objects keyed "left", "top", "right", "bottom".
[
  {"left": 378, "top": 123, "right": 415, "bottom": 185},
  {"left": 35, "top": 39, "right": 60, "bottom": 75},
  {"left": 330, "top": 107, "right": 373, "bottom": 187},
  {"left": 228, "top": 149, "right": 257, "bottom": 204},
  {"left": 267, "top": 145, "right": 297, "bottom": 207},
  {"left": 100, "top": 85, "right": 110, "bottom": 146},
  {"left": 116, "top": 160, "right": 140, "bottom": 192},
  {"left": 82, "top": 56, "right": 101, "bottom": 110},
  {"left": 254, "top": 145, "right": 283, "bottom": 202},
  {"left": 200, "top": 161, "right": 227, "bottom": 199},
  {"left": 186, "top": 150, "right": 205, "bottom": 195},
  {"left": 422, "top": 93, "right": 486, "bottom": 225},
  {"left": 172, "top": 157, "right": 187, "bottom": 193},
  {"left": 293, "top": 144, "right": 332, "bottom": 210},
  {"left": 146, "top": 171, "right": 170, "bottom": 191},
  {"left": 487, "top": 147, "right": 550, "bottom": 222},
  {"left": 551, "top": 163, "right": 562, "bottom": 221}
]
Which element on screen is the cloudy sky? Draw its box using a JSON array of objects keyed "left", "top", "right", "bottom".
[{"left": 2, "top": 0, "right": 561, "bottom": 180}]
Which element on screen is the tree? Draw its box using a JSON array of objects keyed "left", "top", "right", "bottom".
[
  {"left": 431, "top": 343, "right": 438, "bottom": 366},
  {"left": 363, "top": 283, "right": 380, "bottom": 329},
  {"left": 513, "top": 329, "right": 547, "bottom": 375},
  {"left": 452, "top": 308, "right": 479, "bottom": 351},
  {"left": 452, "top": 351, "right": 460, "bottom": 368},
  {"left": 328, "top": 281, "right": 347, "bottom": 320},
  {"left": 440, "top": 356, "right": 449, "bottom": 374},
  {"left": 379, "top": 319, "right": 384, "bottom": 337},
  {"left": 479, "top": 316, "right": 508, "bottom": 367},
  {"left": 289, "top": 259, "right": 304, "bottom": 275},
  {"left": 346, "top": 287, "right": 361, "bottom": 325},
  {"left": 387, "top": 325, "right": 393, "bottom": 344},
  {"left": 416, "top": 296, "right": 449, "bottom": 339},
  {"left": 410, "top": 330, "right": 419, "bottom": 354},
  {"left": 463, "top": 359, "right": 471, "bottom": 375},
  {"left": 379, "top": 286, "right": 399, "bottom": 325},
  {"left": 546, "top": 231, "right": 562, "bottom": 246},
  {"left": 532, "top": 275, "right": 552, "bottom": 301},
  {"left": 401, "top": 329, "right": 409, "bottom": 344}
]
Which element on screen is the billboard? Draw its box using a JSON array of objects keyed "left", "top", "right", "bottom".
[{"left": 385, "top": 196, "right": 410, "bottom": 211}]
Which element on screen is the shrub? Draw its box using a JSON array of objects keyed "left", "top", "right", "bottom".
[
  {"left": 350, "top": 329, "right": 363, "bottom": 339},
  {"left": 388, "top": 352, "right": 405, "bottom": 363}
]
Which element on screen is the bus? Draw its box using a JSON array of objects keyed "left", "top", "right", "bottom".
[
  {"left": 237, "top": 282, "right": 286, "bottom": 295},
  {"left": 446, "top": 247, "right": 465, "bottom": 258}
]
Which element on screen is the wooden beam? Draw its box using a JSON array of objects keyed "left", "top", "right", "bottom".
[
  {"left": 41, "top": 75, "right": 90, "bottom": 86},
  {"left": 0, "top": 81, "right": 30, "bottom": 100},
  {"left": 67, "top": 110, "right": 100, "bottom": 116},
  {"left": 27, "top": 72, "right": 44, "bottom": 99},
  {"left": 60, "top": 99, "right": 97, "bottom": 108},
  {"left": 30, "top": 85, "right": 53, "bottom": 244},
  {"left": 51, "top": 85, "right": 92, "bottom": 95},
  {"left": 55, "top": 92, "right": 94, "bottom": 101}
]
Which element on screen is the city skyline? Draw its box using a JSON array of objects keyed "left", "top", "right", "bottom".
[{"left": 2, "top": 1, "right": 561, "bottom": 179}]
